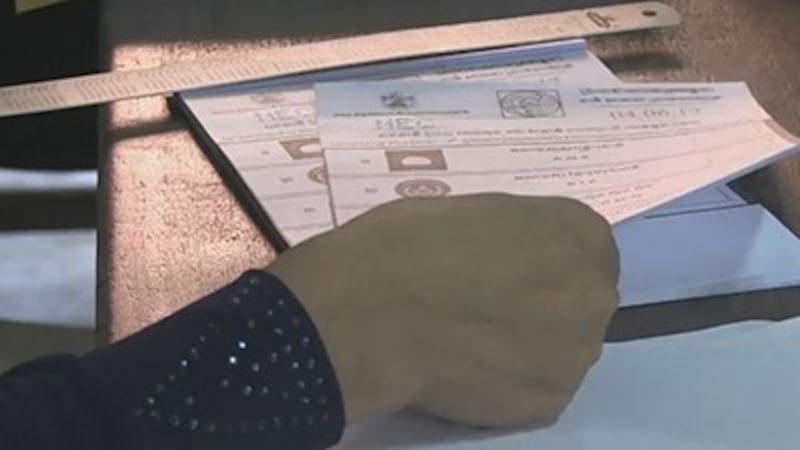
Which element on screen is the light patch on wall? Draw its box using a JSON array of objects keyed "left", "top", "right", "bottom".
[{"left": 14, "top": 0, "right": 66, "bottom": 14}]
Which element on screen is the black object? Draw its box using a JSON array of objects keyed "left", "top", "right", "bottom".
[
  {"left": 0, "top": 271, "right": 346, "bottom": 450},
  {"left": 0, "top": 0, "right": 100, "bottom": 169}
]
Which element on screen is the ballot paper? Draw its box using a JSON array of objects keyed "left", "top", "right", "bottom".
[
  {"left": 315, "top": 80, "right": 800, "bottom": 225},
  {"left": 335, "top": 317, "right": 800, "bottom": 450},
  {"left": 178, "top": 39, "right": 617, "bottom": 245},
  {"left": 639, "top": 183, "right": 746, "bottom": 218},
  {"left": 177, "top": 40, "right": 800, "bottom": 307}
]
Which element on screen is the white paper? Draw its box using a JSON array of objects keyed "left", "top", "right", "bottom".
[
  {"left": 315, "top": 80, "right": 799, "bottom": 225},
  {"left": 180, "top": 40, "right": 618, "bottom": 245},
  {"left": 639, "top": 183, "right": 745, "bottom": 218},
  {"left": 337, "top": 318, "right": 800, "bottom": 450},
  {"left": 617, "top": 203, "right": 800, "bottom": 305},
  {"left": 181, "top": 42, "right": 800, "bottom": 309}
]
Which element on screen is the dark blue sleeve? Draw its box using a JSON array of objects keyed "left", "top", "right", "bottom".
[{"left": 0, "top": 271, "right": 346, "bottom": 450}]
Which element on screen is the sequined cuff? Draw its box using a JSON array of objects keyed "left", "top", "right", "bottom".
[{"left": 85, "top": 271, "right": 345, "bottom": 450}]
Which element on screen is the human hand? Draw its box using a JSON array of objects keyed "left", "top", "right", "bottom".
[{"left": 268, "top": 194, "right": 619, "bottom": 427}]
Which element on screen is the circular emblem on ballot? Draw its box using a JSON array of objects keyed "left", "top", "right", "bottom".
[
  {"left": 394, "top": 179, "right": 452, "bottom": 198},
  {"left": 307, "top": 166, "right": 328, "bottom": 185},
  {"left": 497, "top": 89, "right": 564, "bottom": 118}
]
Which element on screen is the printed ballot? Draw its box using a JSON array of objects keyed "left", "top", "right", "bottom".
[
  {"left": 179, "top": 40, "right": 615, "bottom": 245},
  {"left": 315, "top": 81, "right": 798, "bottom": 225},
  {"left": 177, "top": 40, "right": 800, "bottom": 307}
]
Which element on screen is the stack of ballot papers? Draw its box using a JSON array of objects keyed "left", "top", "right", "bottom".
[{"left": 177, "top": 39, "right": 800, "bottom": 306}]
